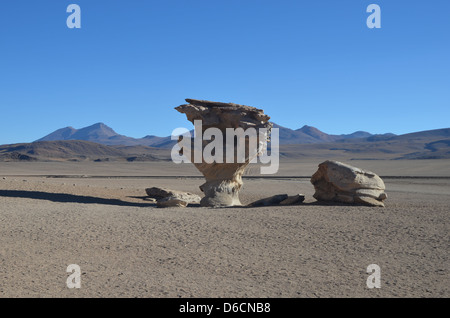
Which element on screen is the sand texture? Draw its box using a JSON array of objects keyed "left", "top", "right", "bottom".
[{"left": 0, "top": 161, "right": 448, "bottom": 298}]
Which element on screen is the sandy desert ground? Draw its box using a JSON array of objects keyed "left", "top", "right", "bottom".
[{"left": 0, "top": 160, "right": 448, "bottom": 298}]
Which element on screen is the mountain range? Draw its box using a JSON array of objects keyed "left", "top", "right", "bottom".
[
  {"left": 35, "top": 122, "right": 397, "bottom": 147},
  {"left": 1, "top": 123, "right": 449, "bottom": 162},
  {"left": 35, "top": 123, "right": 174, "bottom": 148}
]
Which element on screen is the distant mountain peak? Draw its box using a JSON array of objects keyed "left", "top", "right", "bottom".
[
  {"left": 35, "top": 123, "right": 175, "bottom": 148},
  {"left": 297, "top": 125, "right": 323, "bottom": 133},
  {"left": 90, "top": 122, "right": 108, "bottom": 128},
  {"left": 295, "top": 125, "right": 333, "bottom": 142},
  {"left": 79, "top": 122, "right": 117, "bottom": 135},
  {"left": 82, "top": 122, "right": 115, "bottom": 131},
  {"left": 36, "top": 123, "right": 118, "bottom": 143}
]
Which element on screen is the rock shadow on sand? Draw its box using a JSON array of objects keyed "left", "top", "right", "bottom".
[{"left": 0, "top": 190, "right": 155, "bottom": 207}]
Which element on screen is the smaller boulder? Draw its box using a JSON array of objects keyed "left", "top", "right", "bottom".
[{"left": 311, "top": 160, "right": 387, "bottom": 207}]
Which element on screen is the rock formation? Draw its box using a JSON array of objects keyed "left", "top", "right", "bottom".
[
  {"left": 279, "top": 194, "right": 305, "bottom": 205},
  {"left": 145, "top": 187, "right": 201, "bottom": 208},
  {"left": 247, "top": 194, "right": 288, "bottom": 207},
  {"left": 247, "top": 194, "right": 305, "bottom": 207},
  {"left": 310, "top": 160, "right": 387, "bottom": 207},
  {"left": 175, "top": 99, "right": 272, "bottom": 207}
]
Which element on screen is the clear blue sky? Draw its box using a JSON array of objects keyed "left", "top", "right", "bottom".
[{"left": 0, "top": 0, "right": 449, "bottom": 144}]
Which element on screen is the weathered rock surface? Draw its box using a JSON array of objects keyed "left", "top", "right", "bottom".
[
  {"left": 175, "top": 99, "right": 272, "bottom": 207},
  {"left": 156, "top": 197, "right": 189, "bottom": 208},
  {"left": 248, "top": 194, "right": 288, "bottom": 207},
  {"left": 310, "top": 160, "right": 387, "bottom": 207},
  {"left": 279, "top": 194, "right": 305, "bottom": 205},
  {"left": 247, "top": 194, "right": 305, "bottom": 207},
  {"left": 145, "top": 187, "right": 201, "bottom": 208}
]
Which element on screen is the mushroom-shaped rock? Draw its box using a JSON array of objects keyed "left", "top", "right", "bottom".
[
  {"left": 175, "top": 99, "right": 272, "bottom": 207},
  {"left": 310, "top": 160, "right": 387, "bottom": 207}
]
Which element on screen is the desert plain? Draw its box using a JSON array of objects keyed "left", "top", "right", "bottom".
[{"left": 0, "top": 159, "right": 448, "bottom": 298}]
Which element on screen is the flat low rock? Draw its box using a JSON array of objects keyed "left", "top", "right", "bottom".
[
  {"left": 247, "top": 194, "right": 305, "bottom": 207},
  {"left": 280, "top": 194, "right": 305, "bottom": 205},
  {"left": 311, "top": 160, "right": 387, "bottom": 207},
  {"left": 156, "top": 197, "right": 189, "bottom": 208},
  {"left": 145, "top": 187, "right": 201, "bottom": 207},
  {"left": 247, "top": 194, "right": 289, "bottom": 207}
]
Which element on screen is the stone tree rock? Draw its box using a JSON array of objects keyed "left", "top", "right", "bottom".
[
  {"left": 175, "top": 99, "right": 272, "bottom": 207},
  {"left": 310, "top": 160, "right": 387, "bottom": 207}
]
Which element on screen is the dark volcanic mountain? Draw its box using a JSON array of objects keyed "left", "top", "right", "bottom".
[
  {"left": 0, "top": 140, "right": 172, "bottom": 162},
  {"left": 36, "top": 123, "right": 173, "bottom": 148},
  {"left": 36, "top": 122, "right": 383, "bottom": 146},
  {"left": 273, "top": 124, "right": 387, "bottom": 144},
  {"left": 278, "top": 127, "right": 450, "bottom": 160},
  {"left": 20, "top": 123, "right": 449, "bottom": 161},
  {"left": 1, "top": 125, "right": 449, "bottom": 162},
  {"left": 0, "top": 140, "right": 125, "bottom": 161}
]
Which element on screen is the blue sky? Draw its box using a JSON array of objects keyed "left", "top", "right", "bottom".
[{"left": 0, "top": 0, "right": 449, "bottom": 144}]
